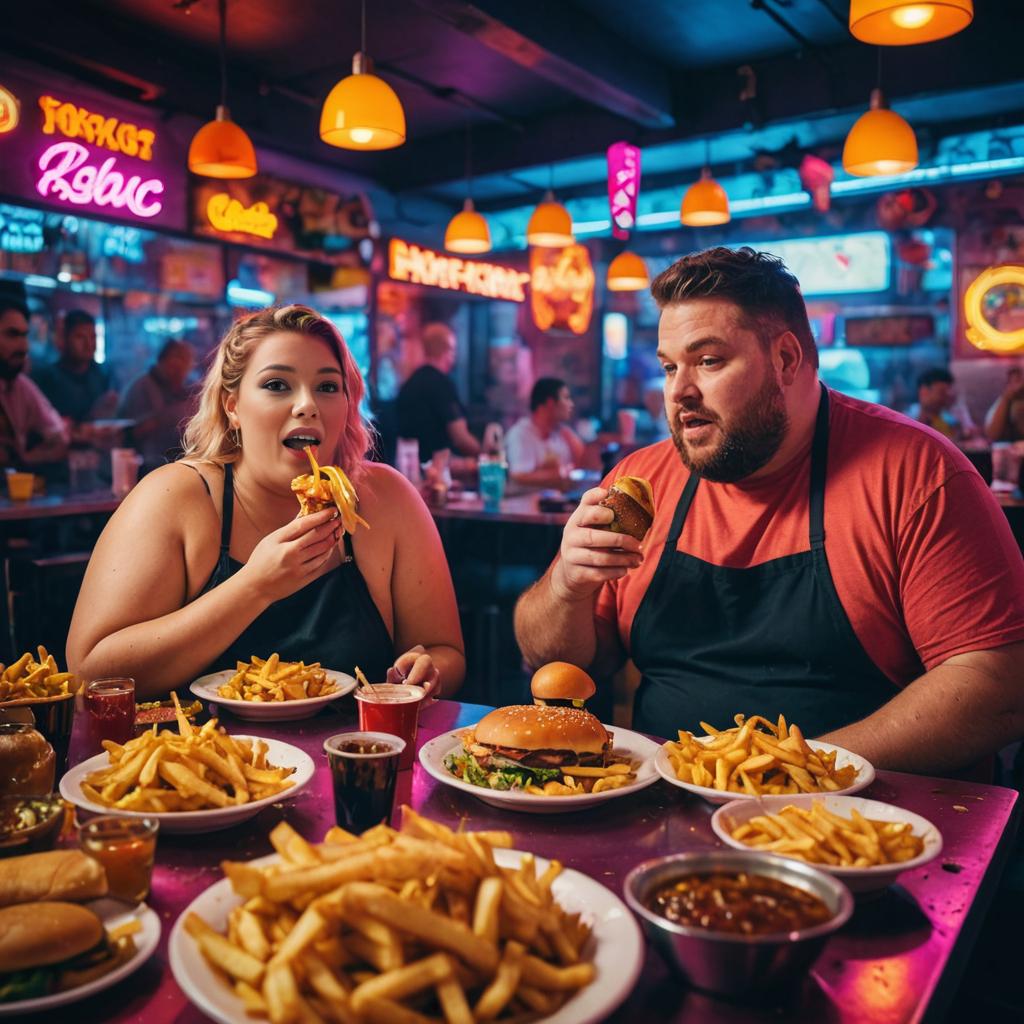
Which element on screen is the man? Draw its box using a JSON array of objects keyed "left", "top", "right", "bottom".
[
  {"left": 985, "top": 366, "right": 1024, "bottom": 442},
  {"left": 33, "top": 310, "right": 118, "bottom": 436},
  {"left": 0, "top": 296, "right": 69, "bottom": 468},
  {"left": 515, "top": 247, "right": 1024, "bottom": 775},
  {"left": 396, "top": 323, "right": 480, "bottom": 461},
  {"left": 505, "top": 377, "right": 584, "bottom": 489},
  {"left": 117, "top": 339, "right": 196, "bottom": 473},
  {"left": 908, "top": 367, "right": 979, "bottom": 442}
]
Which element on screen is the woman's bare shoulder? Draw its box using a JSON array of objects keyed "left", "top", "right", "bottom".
[
  {"left": 109, "top": 462, "right": 219, "bottom": 533},
  {"left": 356, "top": 462, "right": 423, "bottom": 514}
]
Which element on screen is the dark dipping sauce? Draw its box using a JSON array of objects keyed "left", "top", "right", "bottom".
[
  {"left": 646, "top": 871, "right": 832, "bottom": 936},
  {"left": 336, "top": 740, "right": 392, "bottom": 755}
]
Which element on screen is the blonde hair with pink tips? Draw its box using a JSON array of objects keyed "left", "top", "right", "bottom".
[{"left": 181, "top": 305, "right": 374, "bottom": 478}]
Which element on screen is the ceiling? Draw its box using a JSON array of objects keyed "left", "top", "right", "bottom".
[{"left": 2, "top": 0, "right": 1022, "bottom": 212}]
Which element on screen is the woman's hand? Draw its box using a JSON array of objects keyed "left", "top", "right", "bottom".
[
  {"left": 238, "top": 508, "right": 341, "bottom": 605},
  {"left": 387, "top": 644, "right": 440, "bottom": 697}
]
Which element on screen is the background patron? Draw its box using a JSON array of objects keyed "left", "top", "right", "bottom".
[{"left": 505, "top": 377, "right": 584, "bottom": 490}]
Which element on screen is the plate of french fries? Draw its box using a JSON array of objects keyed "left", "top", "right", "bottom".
[
  {"left": 655, "top": 714, "right": 874, "bottom": 805},
  {"left": 59, "top": 703, "right": 314, "bottom": 833},
  {"left": 0, "top": 646, "right": 79, "bottom": 705},
  {"left": 168, "top": 807, "right": 643, "bottom": 1024},
  {"left": 191, "top": 654, "right": 356, "bottom": 721},
  {"left": 420, "top": 726, "right": 661, "bottom": 814},
  {"left": 711, "top": 794, "right": 942, "bottom": 893}
]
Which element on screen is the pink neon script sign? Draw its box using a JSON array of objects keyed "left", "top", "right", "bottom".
[
  {"left": 36, "top": 141, "right": 164, "bottom": 218},
  {"left": 607, "top": 141, "right": 641, "bottom": 239}
]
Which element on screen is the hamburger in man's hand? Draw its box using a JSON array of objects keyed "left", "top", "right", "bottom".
[{"left": 598, "top": 476, "right": 654, "bottom": 542}]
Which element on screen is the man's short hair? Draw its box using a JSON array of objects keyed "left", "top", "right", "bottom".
[
  {"left": 0, "top": 295, "right": 29, "bottom": 321},
  {"left": 650, "top": 246, "right": 819, "bottom": 369},
  {"left": 530, "top": 377, "right": 567, "bottom": 411},
  {"left": 917, "top": 367, "right": 954, "bottom": 391},
  {"left": 157, "top": 339, "right": 192, "bottom": 362},
  {"left": 421, "top": 322, "right": 454, "bottom": 360},
  {"left": 64, "top": 309, "right": 95, "bottom": 334}
]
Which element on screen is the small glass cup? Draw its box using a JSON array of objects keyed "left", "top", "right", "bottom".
[
  {"left": 5, "top": 472, "right": 34, "bottom": 501},
  {"left": 83, "top": 678, "right": 136, "bottom": 757},
  {"left": 478, "top": 456, "right": 507, "bottom": 512},
  {"left": 80, "top": 814, "right": 158, "bottom": 902},
  {"left": 323, "top": 732, "right": 404, "bottom": 834},
  {"left": 355, "top": 683, "right": 426, "bottom": 770}
]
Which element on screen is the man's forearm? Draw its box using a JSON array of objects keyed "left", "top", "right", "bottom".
[
  {"left": 514, "top": 566, "right": 600, "bottom": 669},
  {"left": 819, "top": 644, "right": 1024, "bottom": 774},
  {"left": 985, "top": 395, "right": 1012, "bottom": 441}
]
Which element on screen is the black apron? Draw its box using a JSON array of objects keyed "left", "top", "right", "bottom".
[
  {"left": 195, "top": 464, "right": 395, "bottom": 680},
  {"left": 630, "top": 386, "right": 897, "bottom": 739}
]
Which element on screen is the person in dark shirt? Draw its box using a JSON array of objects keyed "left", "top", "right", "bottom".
[
  {"left": 33, "top": 311, "right": 117, "bottom": 434},
  {"left": 396, "top": 322, "right": 480, "bottom": 460}
]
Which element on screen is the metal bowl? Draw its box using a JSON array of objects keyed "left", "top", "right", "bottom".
[{"left": 623, "top": 850, "right": 854, "bottom": 998}]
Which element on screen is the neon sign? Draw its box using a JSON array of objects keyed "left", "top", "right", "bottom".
[
  {"left": 0, "top": 85, "right": 19, "bottom": 135},
  {"left": 530, "top": 245, "right": 595, "bottom": 335},
  {"left": 607, "top": 141, "right": 641, "bottom": 239},
  {"left": 964, "top": 265, "right": 1024, "bottom": 354},
  {"left": 36, "top": 142, "right": 164, "bottom": 218},
  {"left": 38, "top": 95, "right": 155, "bottom": 160},
  {"left": 388, "top": 239, "right": 529, "bottom": 302},
  {"left": 206, "top": 193, "right": 278, "bottom": 239}
]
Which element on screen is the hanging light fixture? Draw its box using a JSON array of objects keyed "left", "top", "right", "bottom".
[
  {"left": 527, "top": 166, "right": 574, "bottom": 247},
  {"left": 843, "top": 50, "right": 918, "bottom": 177},
  {"left": 849, "top": 1, "right": 973, "bottom": 46},
  {"left": 320, "top": 0, "right": 405, "bottom": 150},
  {"left": 445, "top": 124, "right": 491, "bottom": 253},
  {"left": 606, "top": 251, "right": 649, "bottom": 292},
  {"left": 188, "top": 0, "right": 257, "bottom": 179},
  {"left": 681, "top": 142, "right": 730, "bottom": 227}
]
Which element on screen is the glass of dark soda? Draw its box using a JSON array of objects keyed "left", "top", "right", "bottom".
[{"left": 323, "top": 732, "right": 405, "bottom": 833}]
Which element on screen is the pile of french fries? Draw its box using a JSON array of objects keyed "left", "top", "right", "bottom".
[
  {"left": 664, "top": 714, "right": 860, "bottom": 796},
  {"left": 82, "top": 696, "right": 296, "bottom": 812},
  {"left": 0, "top": 646, "right": 79, "bottom": 702},
  {"left": 524, "top": 762, "right": 636, "bottom": 796},
  {"left": 218, "top": 653, "right": 338, "bottom": 703},
  {"left": 185, "top": 807, "right": 596, "bottom": 1023},
  {"left": 727, "top": 800, "right": 926, "bottom": 868}
]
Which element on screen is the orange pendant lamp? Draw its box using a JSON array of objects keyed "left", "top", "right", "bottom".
[
  {"left": 188, "top": 0, "right": 257, "bottom": 179},
  {"left": 445, "top": 199, "right": 491, "bottom": 254},
  {"left": 681, "top": 167, "right": 730, "bottom": 227},
  {"left": 527, "top": 187, "right": 574, "bottom": 248},
  {"left": 320, "top": 0, "right": 405, "bottom": 150},
  {"left": 606, "top": 251, "right": 649, "bottom": 291},
  {"left": 843, "top": 87, "right": 918, "bottom": 176},
  {"left": 849, "top": 1, "right": 973, "bottom": 45}
]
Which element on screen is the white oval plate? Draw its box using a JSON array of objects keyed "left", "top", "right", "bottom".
[
  {"left": 0, "top": 898, "right": 160, "bottom": 1017},
  {"left": 711, "top": 793, "right": 942, "bottom": 893},
  {"left": 190, "top": 668, "right": 356, "bottom": 721},
  {"left": 170, "top": 847, "right": 643, "bottom": 1024},
  {"left": 418, "top": 725, "right": 661, "bottom": 814},
  {"left": 655, "top": 738, "right": 875, "bottom": 805},
  {"left": 60, "top": 736, "right": 314, "bottom": 833}
]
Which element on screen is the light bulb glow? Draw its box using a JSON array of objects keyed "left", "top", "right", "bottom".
[
  {"left": 891, "top": 4, "right": 934, "bottom": 28},
  {"left": 349, "top": 127, "right": 375, "bottom": 144}
]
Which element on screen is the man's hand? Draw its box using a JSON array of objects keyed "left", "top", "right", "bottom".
[{"left": 550, "top": 487, "right": 644, "bottom": 603}]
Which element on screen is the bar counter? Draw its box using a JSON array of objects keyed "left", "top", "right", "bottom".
[{"left": 56, "top": 698, "right": 1018, "bottom": 1024}]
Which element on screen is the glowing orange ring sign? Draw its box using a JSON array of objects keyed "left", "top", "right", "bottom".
[
  {"left": 964, "top": 265, "right": 1024, "bottom": 354},
  {"left": 0, "top": 84, "right": 19, "bottom": 135}
]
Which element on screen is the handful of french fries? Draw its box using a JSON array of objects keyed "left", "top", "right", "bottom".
[
  {"left": 185, "top": 807, "right": 596, "bottom": 1023},
  {"left": 218, "top": 653, "right": 338, "bottom": 703},
  {"left": 82, "top": 695, "right": 296, "bottom": 812},
  {"left": 664, "top": 713, "right": 860, "bottom": 796},
  {"left": 0, "top": 645, "right": 79, "bottom": 703},
  {"left": 727, "top": 799, "right": 926, "bottom": 868},
  {"left": 524, "top": 761, "right": 637, "bottom": 797}
]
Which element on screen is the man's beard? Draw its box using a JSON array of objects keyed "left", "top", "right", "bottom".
[{"left": 669, "top": 370, "right": 789, "bottom": 483}]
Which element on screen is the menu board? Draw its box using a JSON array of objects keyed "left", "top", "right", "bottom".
[{"left": 844, "top": 314, "right": 935, "bottom": 347}]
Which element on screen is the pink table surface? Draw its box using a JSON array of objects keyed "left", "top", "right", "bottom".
[{"left": 38, "top": 698, "right": 1019, "bottom": 1024}]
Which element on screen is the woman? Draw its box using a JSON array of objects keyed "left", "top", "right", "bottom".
[{"left": 67, "top": 305, "right": 464, "bottom": 700}]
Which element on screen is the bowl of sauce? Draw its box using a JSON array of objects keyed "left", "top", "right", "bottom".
[
  {"left": 624, "top": 851, "right": 853, "bottom": 998},
  {"left": 0, "top": 793, "right": 67, "bottom": 856}
]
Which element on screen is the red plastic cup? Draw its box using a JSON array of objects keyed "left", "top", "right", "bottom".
[{"left": 354, "top": 684, "right": 426, "bottom": 770}]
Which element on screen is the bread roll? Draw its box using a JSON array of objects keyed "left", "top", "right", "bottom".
[{"left": 0, "top": 850, "right": 107, "bottom": 908}]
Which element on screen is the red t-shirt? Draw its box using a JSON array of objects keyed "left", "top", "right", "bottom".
[{"left": 595, "top": 390, "right": 1024, "bottom": 685}]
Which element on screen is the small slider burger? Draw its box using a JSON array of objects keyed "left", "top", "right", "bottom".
[
  {"left": 531, "top": 662, "right": 595, "bottom": 709},
  {"left": 598, "top": 476, "right": 654, "bottom": 542},
  {"left": 446, "top": 703, "right": 611, "bottom": 791},
  {"left": 290, "top": 445, "right": 369, "bottom": 535}
]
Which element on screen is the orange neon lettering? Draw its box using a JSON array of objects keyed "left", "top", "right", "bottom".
[
  {"left": 37, "top": 94, "right": 156, "bottom": 161},
  {"left": 387, "top": 239, "right": 527, "bottom": 302},
  {"left": 206, "top": 194, "right": 279, "bottom": 239}
]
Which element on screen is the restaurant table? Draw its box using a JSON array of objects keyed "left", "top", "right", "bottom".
[
  {"left": 49, "top": 698, "right": 1018, "bottom": 1024},
  {"left": 0, "top": 488, "right": 121, "bottom": 522}
]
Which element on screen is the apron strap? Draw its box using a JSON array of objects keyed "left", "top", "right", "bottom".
[
  {"left": 808, "top": 384, "right": 830, "bottom": 551},
  {"left": 220, "top": 462, "right": 235, "bottom": 557}
]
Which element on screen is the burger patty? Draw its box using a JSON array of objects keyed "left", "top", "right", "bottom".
[{"left": 469, "top": 742, "right": 611, "bottom": 769}]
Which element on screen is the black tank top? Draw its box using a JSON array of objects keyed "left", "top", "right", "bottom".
[{"left": 193, "top": 463, "right": 395, "bottom": 680}]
